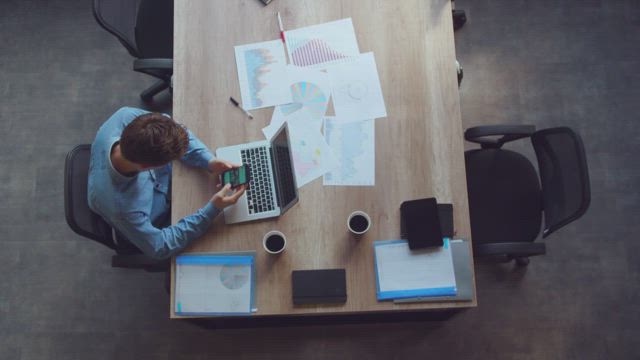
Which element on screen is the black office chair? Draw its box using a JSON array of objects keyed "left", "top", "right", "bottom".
[
  {"left": 93, "top": 0, "right": 174, "bottom": 102},
  {"left": 464, "top": 126, "right": 591, "bottom": 265},
  {"left": 64, "top": 144, "right": 168, "bottom": 270}
]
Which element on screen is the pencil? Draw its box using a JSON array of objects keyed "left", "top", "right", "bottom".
[{"left": 229, "top": 97, "right": 254, "bottom": 119}]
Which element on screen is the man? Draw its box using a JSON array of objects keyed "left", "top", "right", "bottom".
[{"left": 88, "top": 107, "right": 245, "bottom": 259}]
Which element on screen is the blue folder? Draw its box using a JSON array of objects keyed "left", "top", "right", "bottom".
[
  {"left": 374, "top": 239, "right": 457, "bottom": 301},
  {"left": 175, "top": 253, "right": 256, "bottom": 316}
]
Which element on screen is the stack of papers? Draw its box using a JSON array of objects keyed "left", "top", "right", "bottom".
[
  {"left": 175, "top": 253, "right": 256, "bottom": 315},
  {"left": 373, "top": 239, "right": 457, "bottom": 301},
  {"left": 394, "top": 239, "right": 474, "bottom": 303},
  {"left": 234, "top": 18, "right": 387, "bottom": 189}
]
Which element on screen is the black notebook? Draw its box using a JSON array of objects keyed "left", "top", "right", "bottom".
[
  {"left": 292, "top": 269, "right": 347, "bottom": 305},
  {"left": 400, "top": 198, "right": 447, "bottom": 249}
]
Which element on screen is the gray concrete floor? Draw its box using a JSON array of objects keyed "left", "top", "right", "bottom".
[{"left": 1, "top": 0, "right": 639, "bottom": 359}]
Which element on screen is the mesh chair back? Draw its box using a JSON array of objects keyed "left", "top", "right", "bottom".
[
  {"left": 64, "top": 145, "right": 116, "bottom": 250},
  {"left": 135, "top": 0, "right": 174, "bottom": 58},
  {"left": 532, "top": 127, "right": 590, "bottom": 238},
  {"left": 93, "top": 0, "right": 142, "bottom": 58}
]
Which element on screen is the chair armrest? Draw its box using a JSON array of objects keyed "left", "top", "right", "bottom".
[
  {"left": 465, "top": 125, "right": 536, "bottom": 149},
  {"left": 133, "top": 58, "right": 173, "bottom": 71},
  {"left": 111, "top": 254, "right": 169, "bottom": 272},
  {"left": 474, "top": 242, "right": 546, "bottom": 258}
]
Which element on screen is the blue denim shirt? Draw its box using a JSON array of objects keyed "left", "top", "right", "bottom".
[{"left": 88, "top": 107, "right": 220, "bottom": 259}]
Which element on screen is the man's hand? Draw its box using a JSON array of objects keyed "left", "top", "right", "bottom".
[
  {"left": 211, "top": 183, "right": 246, "bottom": 209},
  {"left": 208, "top": 159, "right": 240, "bottom": 176}
]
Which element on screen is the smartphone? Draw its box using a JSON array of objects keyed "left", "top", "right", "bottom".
[{"left": 221, "top": 165, "right": 251, "bottom": 189}]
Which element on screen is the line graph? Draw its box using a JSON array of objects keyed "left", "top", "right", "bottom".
[
  {"left": 234, "top": 40, "right": 291, "bottom": 110},
  {"left": 244, "top": 48, "right": 276, "bottom": 108}
]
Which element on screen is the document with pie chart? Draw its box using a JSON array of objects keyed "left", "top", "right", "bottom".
[
  {"left": 175, "top": 253, "right": 256, "bottom": 315},
  {"left": 327, "top": 52, "right": 387, "bottom": 122},
  {"left": 263, "top": 65, "right": 331, "bottom": 139}
]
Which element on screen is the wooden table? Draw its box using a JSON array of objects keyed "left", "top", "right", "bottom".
[{"left": 171, "top": 0, "right": 475, "bottom": 318}]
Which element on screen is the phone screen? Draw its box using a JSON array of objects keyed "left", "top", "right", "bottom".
[{"left": 222, "top": 166, "right": 248, "bottom": 188}]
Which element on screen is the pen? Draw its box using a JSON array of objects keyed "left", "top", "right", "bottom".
[
  {"left": 229, "top": 97, "right": 254, "bottom": 119},
  {"left": 277, "top": 11, "right": 285, "bottom": 42},
  {"left": 277, "top": 12, "right": 291, "bottom": 64}
]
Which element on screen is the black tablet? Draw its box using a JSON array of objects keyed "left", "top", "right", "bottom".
[{"left": 400, "top": 198, "right": 444, "bottom": 249}]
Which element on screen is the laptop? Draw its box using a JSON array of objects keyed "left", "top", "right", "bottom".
[{"left": 216, "top": 123, "right": 299, "bottom": 224}]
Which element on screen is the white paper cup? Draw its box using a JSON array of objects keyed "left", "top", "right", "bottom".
[
  {"left": 347, "top": 211, "right": 371, "bottom": 236},
  {"left": 263, "top": 230, "right": 287, "bottom": 254}
]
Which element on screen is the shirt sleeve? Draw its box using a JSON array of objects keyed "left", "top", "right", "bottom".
[
  {"left": 115, "top": 202, "right": 221, "bottom": 260},
  {"left": 180, "top": 128, "right": 215, "bottom": 169}
]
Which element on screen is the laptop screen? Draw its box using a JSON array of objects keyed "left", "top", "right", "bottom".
[{"left": 270, "top": 124, "right": 298, "bottom": 212}]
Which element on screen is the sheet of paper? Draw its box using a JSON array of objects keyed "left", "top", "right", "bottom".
[
  {"left": 284, "top": 18, "right": 360, "bottom": 69},
  {"left": 262, "top": 66, "right": 330, "bottom": 139},
  {"left": 327, "top": 52, "right": 387, "bottom": 122},
  {"left": 175, "top": 256, "right": 253, "bottom": 314},
  {"left": 235, "top": 40, "right": 292, "bottom": 110},
  {"left": 374, "top": 240, "right": 456, "bottom": 300},
  {"left": 394, "top": 239, "right": 474, "bottom": 303},
  {"left": 287, "top": 115, "right": 338, "bottom": 188},
  {"left": 323, "top": 117, "right": 375, "bottom": 186},
  {"left": 263, "top": 107, "right": 323, "bottom": 140}
]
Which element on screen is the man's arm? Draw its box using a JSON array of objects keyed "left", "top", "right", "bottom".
[
  {"left": 117, "top": 202, "right": 220, "bottom": 260},
  {"left": 114, "top": 184, "right": 246, "bottom": 260},
  {"left": 180, "top": 128, "right": 240, "bottom": 177},
  {"left": 180, "top": 128, "right": 215, "bottom": 169}
]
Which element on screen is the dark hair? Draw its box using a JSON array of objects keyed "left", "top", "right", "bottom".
[{"left": 120, "top": 113, "right": 189, "bottom": 166}]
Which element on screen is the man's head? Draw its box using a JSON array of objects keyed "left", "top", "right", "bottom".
[{"left": 120, "top": 113, "right": 189, "bottom": 168}]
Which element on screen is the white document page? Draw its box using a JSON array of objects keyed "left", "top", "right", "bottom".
[
  {"left": 323, "top": 117, "right": 375, "bottom": 186},
  {"left": 327, "top": 52, "right": 387, "bottom": 122},
  {"left": 287, "top": 115, "right": 338, "bottom": 188},
  {"left": 374, "top": 240, "right": 456, "bottom": 296},
  {"left": 234, "top": 40, "right": 292, "bottom": 110}
]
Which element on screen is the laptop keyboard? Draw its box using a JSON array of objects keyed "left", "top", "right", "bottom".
[{"left": 241, "top": 147, "right": 275, "bottom": 215}]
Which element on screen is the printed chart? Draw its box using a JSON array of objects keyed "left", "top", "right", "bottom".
[
  {"left": 235, "top": 40, "right": 291, "bottom": 110},
  {"left": 219, "top": 265, "right": 251, "bottom": 290},
  {"left": 323, "top": 117, "right": 375, "bottom": 186},
  {"left": 281, "top": 81, "right": 328, "bottom": 118},
  {"left": 287, "top": 116, "right": 337, "bottom": 188},
  {"left": 284, "top": 18, "right": 360, "bottom": 69},
  {"left": 175, "top": 255, "right": 254, "bottom": 315},
  {"left": 327, "top": 52, "right": 387, "bottom": 122},
  {"left": 288, "top": 38, "right": 349, "bottom": 67},
  {"left": 262, "top": 66, "right": 331, "bottom": 140}
]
